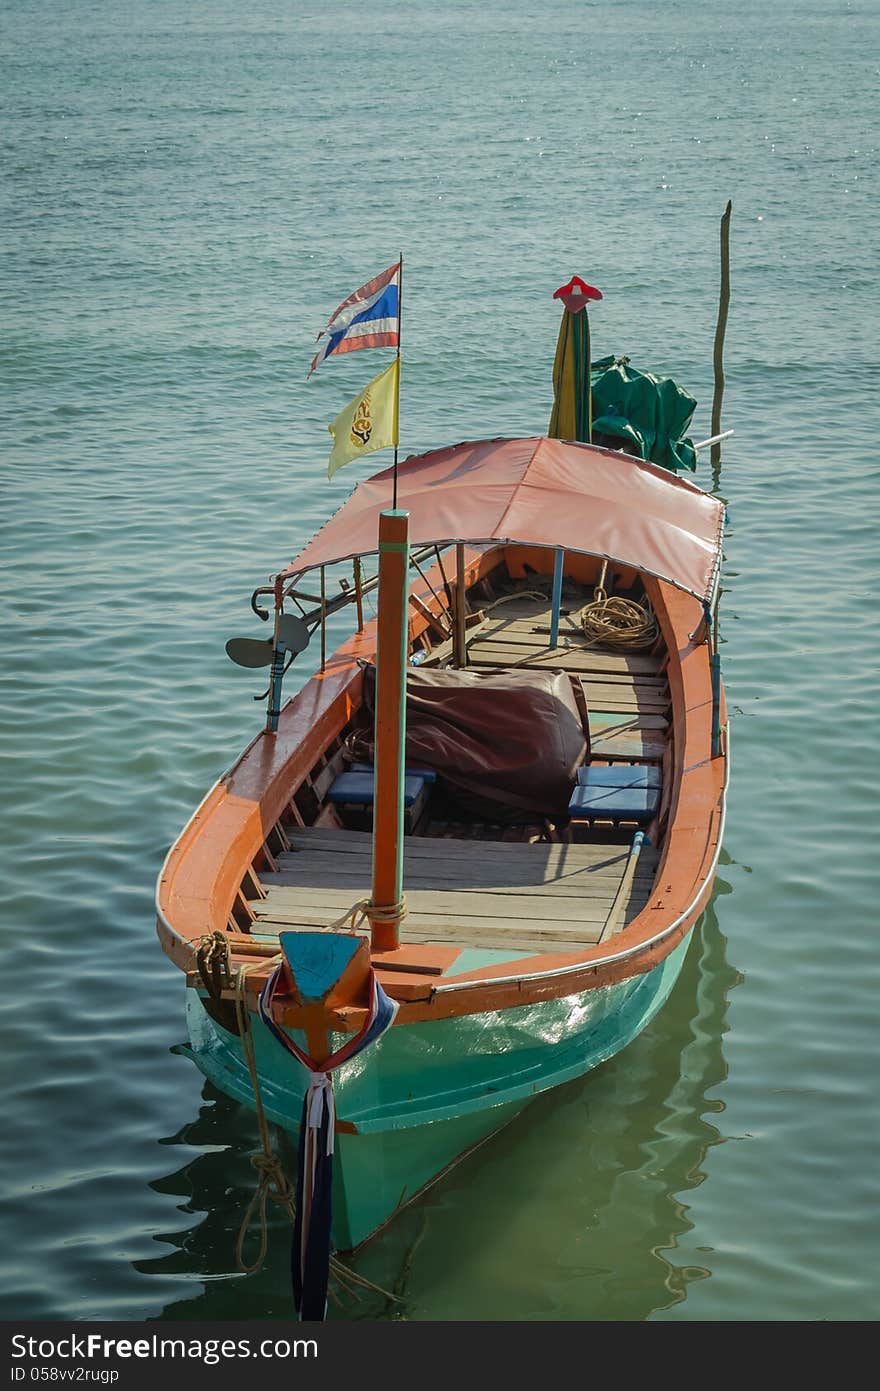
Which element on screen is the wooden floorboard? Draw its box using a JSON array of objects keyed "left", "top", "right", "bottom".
[
  {"left": 590, "top": 735, "right": 667, "bottom": 761},
  {"left": 255, "top": 918, "right": 605, "bottom": 953},
  {"left": 255, "top": 884, "right": 650, "bottom": 925},
  {"left": 254, "top": 890, "right": 649, "bottom": 955},
  {"left": 283, "top": 828, "right": 659, "bottom": 872},
  {"left": 261, "top": 823, "right": 655, "bottom": 953},
  {"left": 465, "top": 650, "right": 669, "bottom": 711},
  {"left": 266, "top": 859, "right": 655, "bottom": 894},
  {"left": 588, "top": 711, "right": 669, "bottom": 733},
  {"left": 474, "top": 627, "right": 662, "bottom": 673}
]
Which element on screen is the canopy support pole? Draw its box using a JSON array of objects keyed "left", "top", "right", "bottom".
[
  {"left": 549, "top": 548, "right": 565, "bottom": 649},
  {"left": 353, "top": 556, "right": 364, "bottom": 633},
  {"left": 370, "top": 510, "right": 410, "bottom": 952},
  {"left": 320, "top": 566, "right": 326, "bottom": 672},
  {"left": 453, "top": 544, "right": 468, "bottom": 668},
  {"left": 710, "top": 595, "right": 722, "bottom": 759}
]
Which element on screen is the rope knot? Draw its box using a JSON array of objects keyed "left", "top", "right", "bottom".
[
  {"left": 329, "top": 896, "right": 408, "bottom": 936},
  {"left": 365, "top": 897, "right": 408, "bottom": 930},
  {"left": 249, "top": 1151, "right": 294, "bottom": 1202}
]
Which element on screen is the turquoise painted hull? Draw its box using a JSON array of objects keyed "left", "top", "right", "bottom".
[{"left": 185, "top": 933, "right": 692, "bottom": 1249}]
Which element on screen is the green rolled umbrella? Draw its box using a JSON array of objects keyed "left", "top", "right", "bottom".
[{"left": 548, "top": 276, "right": 603, "bottom": 442}]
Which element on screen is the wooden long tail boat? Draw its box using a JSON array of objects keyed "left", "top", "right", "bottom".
[{"left": 156, "top": 300, "right": 728, "bottom": 1312}]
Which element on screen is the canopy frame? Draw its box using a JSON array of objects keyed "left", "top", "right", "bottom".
[{"left": 276, "top": 437, "right": 725, "bottom": 611}]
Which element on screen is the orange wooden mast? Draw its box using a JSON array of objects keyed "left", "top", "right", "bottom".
[{"left": 369, "top": 509, "right": 410, "bottom": 951}]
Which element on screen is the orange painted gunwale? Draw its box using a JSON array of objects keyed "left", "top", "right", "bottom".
[{"left": 157, "top": 547, "right": 726, "bottom": 1023}]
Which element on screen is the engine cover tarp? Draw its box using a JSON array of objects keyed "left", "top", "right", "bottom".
[{"left": 358, "top": 664, "right": 587, "bottom": 819}]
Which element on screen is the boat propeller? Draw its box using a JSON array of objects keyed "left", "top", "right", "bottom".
[{"left": 225, "top": 614, "right": 311, "bottom": 668}]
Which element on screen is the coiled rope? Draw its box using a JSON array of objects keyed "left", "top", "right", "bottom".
[
  {"left": 577, "top": 564, "right": 658, "bottom": 652},
  {"left": 578, "top": 593, "right": 658, "bottom": 650}
]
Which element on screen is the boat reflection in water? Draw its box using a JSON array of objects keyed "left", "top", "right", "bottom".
[{"left": 137, "top": 878, "right": 741, "bottom": 1321}]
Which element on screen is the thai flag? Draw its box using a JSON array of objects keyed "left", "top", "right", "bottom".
[{"left": 308, "top": 260, "right": 400, "bottom": 377}]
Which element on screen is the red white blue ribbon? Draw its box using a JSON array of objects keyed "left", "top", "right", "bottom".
[{"left": 258, "top": 964, "right": 398, "bottom": 1319}]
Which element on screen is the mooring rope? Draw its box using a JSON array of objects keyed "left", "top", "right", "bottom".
[
  {"left": 232, "top": 954, "right": 293, "bottom": 1275},
  {"left": 482, "top": 587, "right": 551, "bottom": 615},
  {"left": 327, "top": 896, "right": 408, "bottom": 934}
]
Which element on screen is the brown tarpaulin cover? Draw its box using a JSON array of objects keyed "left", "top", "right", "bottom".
[{"left": 358, "top": 664, "right": 587, "bottom": 819}]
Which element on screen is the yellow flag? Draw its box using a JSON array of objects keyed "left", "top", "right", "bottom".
[{"left": 327, "top": 358, "right": 399, "bottom": 479}]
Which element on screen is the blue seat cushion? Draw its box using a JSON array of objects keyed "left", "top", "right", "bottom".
[
  {"left": 351, "top": 761, "right": 437, "bottom": 784},
  {"left": 328, "top": 768, "right": 428, "bottom": 808},
  {"left": 569, "top": 764, "right": 661, "bottom": 823},
  {"left": 576, "top": 764, "right": 661, "bottom": 789}
]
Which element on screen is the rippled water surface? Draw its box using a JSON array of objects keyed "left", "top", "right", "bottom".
[{"left": 2, "top": 0, "right": 878, "bottom": 1322}]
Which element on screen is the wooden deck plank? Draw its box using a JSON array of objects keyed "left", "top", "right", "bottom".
[
  {"left": 467, "top": 642, "right": 667, "bottom": 677},
  {"left": 587, "top": 710, "right": 669, "bottom": 733},
  {"left": 256, "top": 918, "right": 606, "bottom": 952},
  {"left": 275, "top": 840, "right": 658, "bottom": 872},
  {"left": 254, "top": 895, "right": 649, "bottom": 954},
  {"left": 466, "top": 650, "right": 667, "bottom": 689},
  {"left": 469, "top": 634, "right": 656, "bottom": 664},
  {"left": 280, "top": 829, "right": 658, "bottom": 873},
  {"left": 590, "top": 735, "right": 667, "bottom": 761},
  {"left": 257, "top": 812, "right": 655, "bottom": 953},
  {"left": 263, "top": 860, "right": 655, "bottom": 894},
  {"left": 254, "top": 884, "right": 650, "bottom": 925},
  {"left": 283, "top": 827, "right": 659, "bottom": 872},
  {"left": 465, "top": 650, "right": 669, "bottom": 708},
  {"left": 253, "top": 908, "right": 608, "bottom": 936},
  {"left": 473, "top": 627, "right": 662, "bottom": 673}
]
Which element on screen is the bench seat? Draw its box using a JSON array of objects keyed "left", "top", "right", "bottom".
[{"left": 568, "top": 763, "right": 661, "bottom": 824}]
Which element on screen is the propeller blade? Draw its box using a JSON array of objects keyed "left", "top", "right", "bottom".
[
  {"left": 225, "top": 637, "right": 274, "bottom": 668},
  {"left": 278, "top": 614, "right": 311, "bottom": 654}
]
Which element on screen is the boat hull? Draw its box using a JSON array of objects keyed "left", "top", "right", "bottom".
[{"left": 184, "top": 931, "right": 692, "bottom": 1249}]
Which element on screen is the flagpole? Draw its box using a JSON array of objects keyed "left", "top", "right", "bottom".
[{"left": 393, "top": 251, "right": 403, "bottom": 509}]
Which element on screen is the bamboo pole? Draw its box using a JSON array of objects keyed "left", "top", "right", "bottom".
[
  {"left": 370, "top": 509, "right": 410, "bottom": 951},
  {"left": 711, "top": 201, "right": 732, "bottom": 473}
]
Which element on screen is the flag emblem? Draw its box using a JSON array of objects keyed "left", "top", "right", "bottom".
[{"left": 350, "top": 396, "right": 373, "bottom": 447}]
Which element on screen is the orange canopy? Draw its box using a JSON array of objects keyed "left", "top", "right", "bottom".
[{"left": 281, "top": 437, "right": 725, "bottom": 604}]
